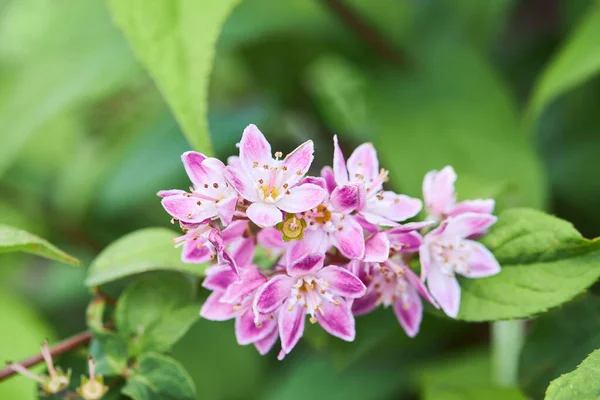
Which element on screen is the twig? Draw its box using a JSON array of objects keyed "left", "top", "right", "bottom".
[
  {"left": 320, "top": 0, "right": 407, "bottom": 67},
  {"left": 0, "top": 331, "right": 92, "bottom": 382}
]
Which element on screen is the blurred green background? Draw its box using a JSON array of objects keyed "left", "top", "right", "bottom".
[{"left": 1, "top": 0, "right": 600, "bottom": 399}]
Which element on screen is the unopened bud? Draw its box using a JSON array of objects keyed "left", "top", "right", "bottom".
[{"left": 76, "top": 357, "right": 108, "bottom": 400}]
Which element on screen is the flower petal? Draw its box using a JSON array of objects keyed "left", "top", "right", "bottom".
[
  {"left": 161, "top": 194, "right": 217, "bottom": 223},
  {"left": 276, "top": 183, "right": 326, "bottom": 213},
  {"left": 427, "top": 266, "right": 461, "bottom": 318},
  {"left": 448, "top": 199, "right": 495, "bottom": 217},
  {"left": 230, "top": 237, "right": 255, "bottom": 268},
  {"left": 282, "top": 140, "right": 314, "bottom": 183},
  {"left": 387, "top": 231, "right": 422, "bottom": 253},
  {"left": 222, "top": 267, "right": 267, "bottom": 304},
  {"left": 333, "top": 135, "right": 349, "bottom": 185},
  {"left": 223, "top": 166, "right": 259, "bottom": 202},
  {"left": 181, "top": 151, "right": 208, "bottom": 187},
  {"left": 400, "top": 264, "right": 438, "bottom": 307},
  {"left": 365, "top": 192, "right": 422, "bottom": 224},
  {"left": 460, "top": 240, "right": 501, "bottom": 278},
  {"left": 157, "top": 189, "right": 186, "bottom": 198},
  {"left": 443, "top": 212, "right": 497, "bottom": 239},
  {"left": 200, "top": 291, "right": 236, "bottom": 321},
  {"left": 222, "top": 220, "right": 249, "bottom": 242},
  {"left": 320, "top": 166, "right": 336, "bottom": 193},
  {"left": 246, "top": 202, "right": 283, "bottom": 228},
  {"left": 181, "top": 238, "right": 213, "bottom": 264},
  {"left": 423, "top": 166, "right": 457, "bottom": 218},
  {"left": 279, "top": 304, "right": 306, "bottom": 354},
  {"left": 287, "top": 253, "right": 325, "bottom": 276},
  {"left": 389, "top": 221, "right": 434, "bottom": 233},
  {"left": 239, "top": 124, "right": 272, "bottom": 169},
  {"left": 363, "top": 232, "right": 390, "bottom": 262},
  {"left": 254, "top": 275, "right": 294, "bottom": 314},
  {"left": 393, "top": 286, "right": 423, "bottom": 338},
  {"left": 235, "top": 310, "right": 277, "bottom": 345},
  {"left": 257, "top": 227, "right": 288, "bottom": 255},
  {"left": 254, "top": 323, "right": 279, "bottom": 355},
  {"left": 318, "top": 266, "right": 366, "bottom": 298},
  {"left": 351, "top": 290, "right": 380, "bottom": 316},
  {"left": 419, "top": 244, "right": 432, "bottom": 281},
  {"left": 331, "top": 217, "right": 365, "bottom": 260},
  {"left": 216, "top": 193, "right": 238, "bottom": 226},
  {"left": 330, "top": 183, "right": 365, "bottom": 214},
  {"left": 316, "top": 299, "right": 355, "bottom": 341},
  {"left": 202, "top": 266, "right": 237, "bottom": 290},
  {"left": 347, "top": 143, "right": 379, "bottom": 182},
  {"left": 300, "top": 176, "right": 327, "bottom": 190}
]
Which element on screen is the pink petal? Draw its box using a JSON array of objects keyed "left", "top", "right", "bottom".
[
  {"left": 300, "top": 176, "right": 327, "bottom": 190},
  {"left": 389, "top": 221, "right": 434, "bottom": 233},
  {"left": 351, "top": 290, "right": 380, "bottom": 316},
  {"left": 230, "top": 237, "right": 255, "bottom": 268},
  {"left": 347, "top": 143, "right": 379, "bottom": 182},
  {"left": 254, "top": 323, "right": 279, "bottom": 355},
  {"left": 221, "top": 267, "right": 267, "bottom": 304},
  {"left": 427, "top": 266, "right": 461, "bottom": 318},
  {"left": 181, "top": 239, "right": 213, "bottom": 264},
  {"left": 200, "top": 291, "right": 236, "bottom": 321},
  {"left": 320, "top": 166, "right": 336, "bottom": 193},
  {"left": 460, "top": 240, "right": 501, "bottom": 278},
  {"left": 282, "top": 140, "right": 314, "bottom": 182},
  {"left": 400, "top": 263, "right": 438, "bottom": 307},
  {"left": 423, "top": 166, "right": 457, "bottom": 218},
  {"left": 222, "top": 220, "right": 249, "bottom": 242},
  {"left": 216, "top": 194, "right": 238, "bottom": 226},
  {"left": 254, "top": 275, "right": 294, "bottom": 314},
  {"left": 330, "top": 183, "right": 366, "bottom": 214},
  {"left": 316, "top": 299, "right": 355, "bottom": 341},
  {"left": 223, "top": 167, "right": 259, "bottom": 202},
  {"left": 363, "top": 232, "right": 390, "bottom": 262},
  {"left": 276, "top": 184, "right": 326, "bottom": 213},
  {"left": 157, "top": 189, "right": 186, "bottom": 198},
  {"left": 448, "top": 199, "right": 495, "bottom": 217},
  {"left": 257, "top": 227, "right": 286, "bottom": 251},
  {"left": 333, "top": 135, "right": 349, "bottom": 186},
  {"left": 235, "top": 310, "right": 277, "bottom": 345},
  {"left": 287, "top": 253, "right": 325, "bottom": 276},
  {"left": 365, "top": 192, "right": 422, "bottom": 224},
  {"left": 318, "top": 266, "right": 366, "bottom": 298},
  {"left": 278, "top": 304, "right": 306, "bottom": 354},
  {"left": 443, "top": 212, "right": 497, "bottom": 239},
  {"left": 393, "top": 286, "right": 423, "bottom": 338},
  {"left": 246, "top": 202, "right": 283, "bottom": 228},
  {"left": 387, "top": 231, "right": 422, "bottom": 253},
  {"left": 181, "top": 151, "right": 208, "bottom": 187},
  {"left": 202, "top": 266, "right": 237, "bottom": 290},
  {"left": 227, "top": 156, "right": 242, "bottom": 169},
  {"left": 161, "top": 195, "right": 217, "bottom": 223},
  {"left": 419, "top": 244, "right": 432, "bottom": 281},
  {"left": 331, "top": 217, "right": 365, "bottom": 260},
  {"left": 239, "top": 124, "right": 272, "bottom": 169}
]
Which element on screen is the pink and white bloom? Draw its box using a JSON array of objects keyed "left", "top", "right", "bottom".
[
  {"left": 160, "top": 152, "right": 239, "bottom": 226},
  {"left": 253, "top": 252, "right": 366, "bottom": 359},
  {"left": 419, "top": 212, "right": 501, "bottom": 318},
  {"left": 332, "top": 136, "right": 422, "bottom": 226},
  {"left": 200, "top": 265, "right": 279, "bottom": 355},
  {"left": 224, "top": 125, "right": 327, "bottom": 227},
  {"left": 423, "top": 166, "right": 495, "bottom": 222}
]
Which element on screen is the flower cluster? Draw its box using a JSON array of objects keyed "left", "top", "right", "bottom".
[{"left": 159, "top": 125, "right": 501, "bottom": 359}]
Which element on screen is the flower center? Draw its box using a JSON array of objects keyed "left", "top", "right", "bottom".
[
  {"left": 288, "top": 276, "right": 336, "bottom": 323},
  {"left": 369, "top": 264, "right": 411, "bottom": 309},
  {"left": 430, "top": 239, "right": 470, "bottom": 275},
  {"left": 313, "top": 204, "right": 332, "bottom": 224}
]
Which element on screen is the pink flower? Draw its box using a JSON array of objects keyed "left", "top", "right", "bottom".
[
  {"left": 332, "top": 136, "right": 422, "bottom": 226},
  {"left": 159, "top": 151, "right": 239, "bottom": 226},
  {"left": 423, "top": 166, "right": 495, "bottom": 222},
  {"left": 200, "top": 265, "right": 279, "bottom": 355},
  {"left": 253, "top": 252, "right": 366, "bottom": 359},
  {"left": 223, "top": 125, "right": 327, "bottom": 227},
  {"left": 419, "top": 212, "right": 501, "bottom": 317}
]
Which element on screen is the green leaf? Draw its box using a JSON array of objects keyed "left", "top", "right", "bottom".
[
  {"left": 115, "top": 273, "right": 198, "bottom": 354},
  {"left": 545, "top": 349, "right": 600, "bottom": 400},
  {"left": 528, "top": 5, "right": 600, "bottom": 126},
  {"left": 89, "top": 331, "right": 129, "bottom": 376},
  {"left": 424, "top": 387, "right": 526, "bottom": 400},
  {"left": 371, "top": 42, "right": 544, "bottom": 211},
  {"left": 458, "top": 208, "right": 600, "bottom": 321},
  {"left": 106, "top": 0, "right": 242, "bottom": 153},
  {"left": 0, "top": 224, "right": 79, "bottom": 266},
  {"left": 85, "top": 228, "right": 209, "bottom": 286},
  {"left": 122, "top": 353, "right": 196, "bottom": 400},
  {"left": 520, "top": 296, "right": 600, "bottom": 398}
]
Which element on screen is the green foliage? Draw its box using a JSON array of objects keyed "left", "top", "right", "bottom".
[
  {"left": 528, "top": 5, "right": 600, "bottom": 125},
  {"left": 106, "top": 0, "right": 242, "bottom": 153},
  {"left": 545, "top": 349, "right": 600, "bottom": 400},
  {"left": 520, "top": 296, "right": 600, "bottom": 398},
  {"left": 371, "top": 42, "right": 544, "bottom": 210},
  {"left": 88, "top": 331, "right": 129, "bottom": 378},
  {"left": 0, "top": 224, "right": 79, "bottom": 266},
  {"left": 458, "top": 208, "right": 600, "bottom": 321},
  {"left": 85, "top": 228, "right": 209, "bottom": 286},
  {"left": 115, "top": 273, "right": 199, "bottom": 355},
  {"left": 122, "top": 353, "right": 196, "bottom": 400}
]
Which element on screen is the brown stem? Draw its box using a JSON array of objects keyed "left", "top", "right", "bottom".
[
  {"left": 320, "top": 0, "right": 407, "bottom": 67},
  {"left": 0, "top": 331, "right": 92, "bottom": 382}
]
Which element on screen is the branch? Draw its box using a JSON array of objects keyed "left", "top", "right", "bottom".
[
  {"left": 0, "top": 330, "right": 92, "bottom": 382},
  {"left": 320, "top": 0, "right": 407, "bottom": 67}
]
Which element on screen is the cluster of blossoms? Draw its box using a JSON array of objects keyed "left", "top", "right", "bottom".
[{"left": 159, "top": 125, "right": 501, "bottom": 359}]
